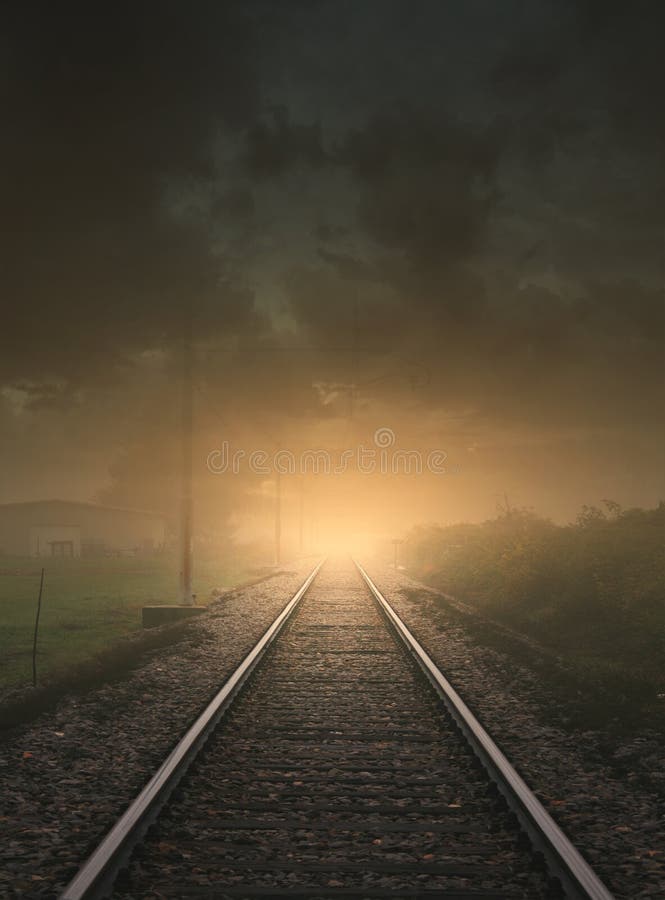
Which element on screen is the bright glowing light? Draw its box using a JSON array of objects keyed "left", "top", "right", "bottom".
[{"left": 317, "top": 530, "right": 380, "bottom": 558}]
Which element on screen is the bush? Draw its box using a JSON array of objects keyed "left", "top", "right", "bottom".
[{"left": 405, "top": 502, "right": 665, "bottom": 687}]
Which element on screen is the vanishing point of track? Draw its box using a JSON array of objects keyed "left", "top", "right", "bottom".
[{"left": 60, "top": 558, "right": 614, "bottom": 900}]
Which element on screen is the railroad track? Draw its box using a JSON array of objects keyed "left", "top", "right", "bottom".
[{"left": 60, "top": 558, "right": 614, "bottom": 900}]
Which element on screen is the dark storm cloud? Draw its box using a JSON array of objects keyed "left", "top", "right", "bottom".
[
  {"left": 2, "top": 1, "right": 263, "bottom": 388},
  {"left": 492, "top": 49, "right": 564, "bottom": 98},
  {"left": 336, "top": 107, "right": 505, "bottom": 275},
  {"left": 582, "top": 279, "right": 664, "bottom": 345},
  {"left": 490, "top": 0, "right": 665, "bottom": 160},
  {"left": 339, "top": 108, "right": 503, "bottom": 182},
  {"left": 242, "top": 107, "right": 327, "bottom": 179},
  {"left": 279, "top": 105, "right": 505, "bottom": 355},
  {"left": 280, "top": 11, "right": 664, "bottom": 429},
  {"left": 316, "top": 248, "right": 380, "bottom": 283},
  {"left": 1, "top": 0, "right": 662, "bottom": 517},
  {"left": 211, "top": 189, "right": 256, "bottom": 222},
  {"left": 314, "top": 223, "right": 349, "bottom": 242}
]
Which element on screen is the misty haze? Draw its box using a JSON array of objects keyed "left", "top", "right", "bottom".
[{"left": 1, "top": 2, "right": 663, "bottom": 898}]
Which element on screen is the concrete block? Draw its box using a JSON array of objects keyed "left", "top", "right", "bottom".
[{"left": 142, "top": 605, "right": 206, "bottom": 628}]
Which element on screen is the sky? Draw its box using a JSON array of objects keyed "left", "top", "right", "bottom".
[{"left": 1, "top": 0, "right": 663, "bottom": 542}]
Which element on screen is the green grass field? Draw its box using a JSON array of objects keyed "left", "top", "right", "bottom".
[{"left": 0, "top": 554, "right": 253, "bottom": 692}]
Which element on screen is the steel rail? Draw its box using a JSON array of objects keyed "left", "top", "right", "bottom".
[
  {"left": 60, "top": 559, "right": 325, "bottom": 900},
  {"left": 354, "top": 560, "right": 615, "bottom": 900}
]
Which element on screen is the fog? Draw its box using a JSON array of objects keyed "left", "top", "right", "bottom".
[{"left": 2, "top": 1, "right": 663, "bottom": 550}]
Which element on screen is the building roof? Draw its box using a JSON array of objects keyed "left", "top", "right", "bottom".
[{"left": 0, "top": 499, "right": 165, "bottom": 519}]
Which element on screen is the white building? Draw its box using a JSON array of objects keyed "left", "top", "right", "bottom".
[{"left": 0, "top": 500, "right": 166, "bottom": 558}]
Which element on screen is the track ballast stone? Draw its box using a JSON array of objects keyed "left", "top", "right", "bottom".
[
  {"left": 114, "top": 559, "right": 553, "bottom": 898},
  {"left": 369, "top": 563, "right": 665, "bottom": 900},
  {"left": 0, "top": 563, "right": 316, "bottom": 898}
]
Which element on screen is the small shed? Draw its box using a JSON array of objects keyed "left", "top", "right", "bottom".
[{"left": 0, "top": 500, "right": 166, "bottom": 558}]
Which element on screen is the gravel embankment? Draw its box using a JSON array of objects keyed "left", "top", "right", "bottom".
[
  {"left": 116, "top": 560, "right": 553, "bottom": 898},
  {"left": 3, "top": 558, "right": 663, "bottom": 899},
  {"left": 0, "top": 562, "right": 316, "bottom": 898},
  {"left": 369, "top": 563, "right": 665, "bottom": 900}
]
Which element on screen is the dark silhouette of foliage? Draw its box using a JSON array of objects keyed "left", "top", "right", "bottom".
[{"left": 406, "top": 502, "right": 665, "bottom": 703}]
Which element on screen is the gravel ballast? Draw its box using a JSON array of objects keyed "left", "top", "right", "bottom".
[
  {"left": 115, "top": 559, "right": 553, "bottom": 898},
  {"left": 370, "top": 563, "right": 665, "bottom": 900},
  {"left": 2, "top": 558, "right": 663, "bottom": 899},
  {"left": 0, "top": 562, "right": 316, "bottom": 897}
]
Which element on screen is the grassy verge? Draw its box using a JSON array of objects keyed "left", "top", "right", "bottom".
[
  {"left": 405, "top": 502, "right": 665, "bottom": 733},
  {"left": 0, "top": 554, "right": 252, "bottom": 693}
]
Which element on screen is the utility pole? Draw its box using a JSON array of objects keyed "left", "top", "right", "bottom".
[
  {"left": 298, "top": 477, "right": 304, "bottom": 556},
  {"left": 392, "top": 538, "right": 403, "bottom": 569},
  {"left": 313, "top": 505, "right": 318, "bottom": 553},
  {"left": 274, "top": 467, "right": 281, "bottom": 567},
  {"left": 180, "top": 314, "right": 194, "bottom": 605},
  {"left": 348, "top": 294, "right": 359, "bottom": 421}
]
